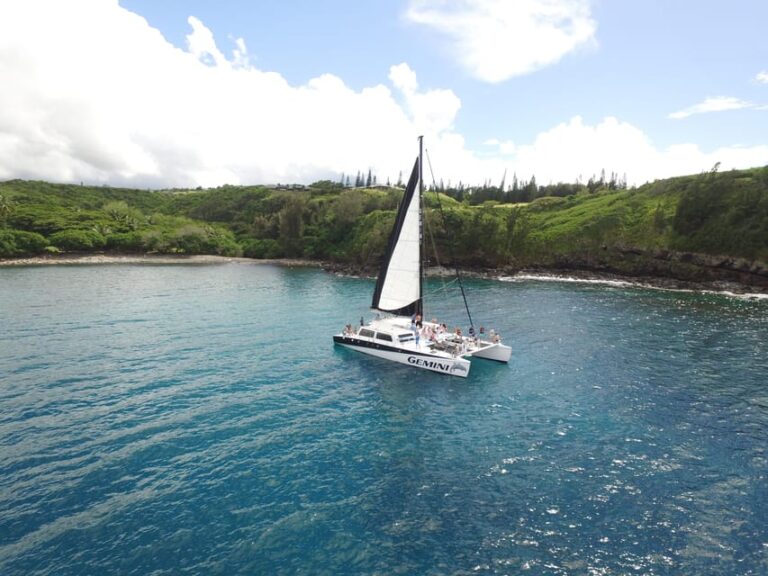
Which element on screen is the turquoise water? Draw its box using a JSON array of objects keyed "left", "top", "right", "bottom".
[{"left": 1, "top": 263, "right": 767, "bottom": 575}]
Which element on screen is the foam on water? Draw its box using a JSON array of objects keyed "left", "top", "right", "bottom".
[{"left": 501, "top": 272, "right": 768, "bottom": 301}]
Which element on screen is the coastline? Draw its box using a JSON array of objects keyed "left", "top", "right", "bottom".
[
  {"left": 498, "top": 270, "right": 768, "bottom": 300},
  {"left": 322, "top": 261, "right": 768, "bottom": 298},
  {"left": 2, "top": 253, "right": 766, "bottom": 298},
  {"left": 0, "top": 253, "right": 324, "bottom": 268}
]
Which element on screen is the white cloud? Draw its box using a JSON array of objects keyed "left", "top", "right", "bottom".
[
  {"left": 388, "top": 63, "right": 462, "bottom": 137},
  {"left": 186, "top": 16, "right": 229, "bottom": 67},
  {"left": 405, "top": 0, "right": 597, "bottom": 83},
  {"left": 499, "top": 116, "right": 768, "bottom": 186},
  {"left": 483, "top": 138, "right": 516, "bottom": 155},
  {"left": 512, "top": 116, "right": 652, "bottom": 183},
  {"left": 0, "top": 0, "right": 764, "bottom": 191},
  {"left": 669, "top": 96, "right": 753, "bottom": 119},
  {"left": 0, "top": 0, "right": 461, "bottom": 187},
  {"left": 756, "top": 71, "right": 768, "bottom": 84}
]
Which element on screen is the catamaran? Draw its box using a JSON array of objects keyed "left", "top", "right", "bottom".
[{"left": 333, "top": 137, "right": 511, "bottom": 377}]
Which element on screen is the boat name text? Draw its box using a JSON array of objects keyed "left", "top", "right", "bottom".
[{"left": 407, "top": 356, "right": 451, "bottom": 372}]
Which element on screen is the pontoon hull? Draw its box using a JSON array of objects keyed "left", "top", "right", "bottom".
[
  {"left": 334, "top": 336, "right": 471, "bottom": 377},
  {"left": 467, "top": 343, "right": 512, "bottom": 363}
]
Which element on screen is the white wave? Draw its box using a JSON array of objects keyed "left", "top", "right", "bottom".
[
  {"left": 498, "top": 273, "right": 768, "bottom": 301},
  {"left": 701, "top": 290, "right": 768, "bottom": 301},
  {"left": 500, "top": 273, "right": 635, "bottom": 289}
]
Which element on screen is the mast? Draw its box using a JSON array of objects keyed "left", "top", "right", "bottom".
[{"left": 417, "top": 135, "right": 424, "bottom": 319}]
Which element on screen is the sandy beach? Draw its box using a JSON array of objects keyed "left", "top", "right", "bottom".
[{"left": 0, "top": 253, "right": 324, "bottom": 267}]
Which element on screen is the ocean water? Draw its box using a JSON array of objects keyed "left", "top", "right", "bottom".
[{"left": 1, "top": 263, "right": 766, "bottom": 575}]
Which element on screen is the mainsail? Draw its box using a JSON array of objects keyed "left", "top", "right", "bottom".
[{"left": 370, "top": 157, "right": 423, "bottom": 317}]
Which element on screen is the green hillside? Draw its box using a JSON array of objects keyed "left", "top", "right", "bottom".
[{"left": 1, "top": 166, "right": 767, "bottom": 286}]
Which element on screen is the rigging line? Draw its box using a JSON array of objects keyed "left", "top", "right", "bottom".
[
  {"left": 424, "top": 148, "right": 475, "bottom": 329},
  {"left": 427, "top": 275, "right": 460, "bottom": 293},
  {"left": 422, "top": 189, "right": 443, "bottom": 269},
  {"left": 420, "top": 156, "right": 445, "bottom": 296},
  {"left": 422, "top": 277, "right": 460, "bottom": 298}
]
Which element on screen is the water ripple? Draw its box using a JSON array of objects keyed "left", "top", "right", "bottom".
[{"left": 1, "top": 265, "right": 766, "bottom": 575}]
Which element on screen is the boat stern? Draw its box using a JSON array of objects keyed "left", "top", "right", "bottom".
[{"left": 467, "top": 342, "right": 512, "bottom": 363}]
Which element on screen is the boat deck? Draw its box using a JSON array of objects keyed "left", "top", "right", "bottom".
[{"left": 357, "top": 316, "right": 511, "bottom": 362}]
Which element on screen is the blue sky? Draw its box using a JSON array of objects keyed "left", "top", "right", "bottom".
[{"left": 1, "top": 0, "right": 766, "bottom": 188}]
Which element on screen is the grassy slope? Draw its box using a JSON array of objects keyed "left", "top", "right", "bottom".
[
  {"left": 1, "top": 166, "right": 767, "bottom": 285},
  {"left": 505, "top": 168, "right": 768, "bottom": 284},
  {"left": 527, "top": 169, "right": 767, "bottom": 260}
]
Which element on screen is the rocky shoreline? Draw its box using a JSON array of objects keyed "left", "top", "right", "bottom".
[
  {"left": 322, "top": 261, "right": 768, "bottom": 297},
  {"left": 2, "top": 253, "right": 767, "bottom": 297}
]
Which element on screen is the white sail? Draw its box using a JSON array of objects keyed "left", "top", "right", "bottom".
[{"left": 371, "top": 159, "right": 422, "bottom": 316}]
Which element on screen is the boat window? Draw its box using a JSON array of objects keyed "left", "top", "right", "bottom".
[
  {"left": 398, "top": 334, "right": 414, "bottom": 343},
  {"left": 375, "top": 332, "right": 393, "bottom": 342},
  {"left": 359, "top": 328, "right": 375, "bottom": 338}
]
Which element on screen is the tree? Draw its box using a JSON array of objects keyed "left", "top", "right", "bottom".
[
  {"left": 103, "top": 201, "right": 144, "bottom": 231},
  {"left": 278, "top": 195, "right": 307, "bottom": 256},
  {"left": 0, "top": 193, "right": 12, "bottom": 226},
  {"left": 523, "top": 175, "right": 537, "bottom": 201}
]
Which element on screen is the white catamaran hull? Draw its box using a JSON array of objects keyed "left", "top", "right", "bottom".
[
  {"left": 334, "top": 336, "right": 471, "bottom": 377},
  {"left": 467, "top": 342, "right": 512, "bottom": 363}
]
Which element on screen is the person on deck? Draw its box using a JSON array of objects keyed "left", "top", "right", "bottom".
[{"left": 410, "top": 315, "right": 421, "bottom": 346}]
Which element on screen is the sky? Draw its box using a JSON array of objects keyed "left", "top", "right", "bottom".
[{"left": 1, "top": 0, "right": 767, "bottom": 189}]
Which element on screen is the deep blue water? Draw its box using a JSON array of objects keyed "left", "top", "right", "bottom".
[{"left": 1, "top": 263, "right": 767, "bottom": 575}]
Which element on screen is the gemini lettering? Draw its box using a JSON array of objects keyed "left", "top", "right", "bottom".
[{"left": 407, "top": 356, "right": 450, "bottom": 371}]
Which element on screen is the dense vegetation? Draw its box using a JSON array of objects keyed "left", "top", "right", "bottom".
[{"left": 1, "top": 165, "right": 767, "bottom": 284}]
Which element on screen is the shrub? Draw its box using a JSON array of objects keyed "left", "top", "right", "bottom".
[
  {"left": 168, "top": 225, "right": 241, "bottom": 255},
  {"left": 0, "top": 229, "right": 49, "bottom": 257},
  {"left": 141, "top": 230, "right": 169, "bottom": 253},
  {"left": 171, "top": 225, "right": 212, "bottom": 254},
  {"left": 106, "top": 231, "right": 145, "bottom": 252},
  {"left": 49, "top": 229, "right": 106, "bottom": 251},
  {"left": 103, "top": 201, "right": 145, "bottom": 231},
  {"left": 242, "top": 238, "right": 282, "bottom": 259}
]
